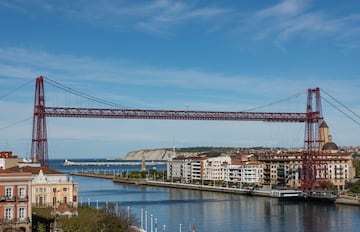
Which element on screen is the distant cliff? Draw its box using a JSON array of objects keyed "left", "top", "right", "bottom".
[{"left": 123, "top": 149, "right": 200, "bottom": 161}]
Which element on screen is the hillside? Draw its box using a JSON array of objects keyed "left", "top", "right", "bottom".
[
  {"left": 123, "top": 147, "right": 240, "bottom": 160},
  {"left": 123, "top": 149, "right": 198, "bottom": 160}
]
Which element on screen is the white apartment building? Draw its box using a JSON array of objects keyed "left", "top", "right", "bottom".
[
  {"left": 224, "top": 162, "right": 263, "bottom": 185},
  {"left": 167, "top": 157, "right": 193, "bottom": 183},
  {"left": 202, "top": 156, "right": 231, "bottom": 181},
  {"left": 167, "top": 156, "right": 231, "bottom": 183}
]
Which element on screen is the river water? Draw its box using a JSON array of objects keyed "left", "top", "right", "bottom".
[{"left": 50, "top": 159, "right": 360, "bottom": 232}]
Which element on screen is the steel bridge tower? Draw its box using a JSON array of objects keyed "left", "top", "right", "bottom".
[{"left": 31, "top": 76, "right": 48, "bottom": 166}]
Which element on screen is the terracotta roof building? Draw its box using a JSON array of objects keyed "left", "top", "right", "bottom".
[{"left": 0, "top": 171, "right": 32, "bottom": 232}]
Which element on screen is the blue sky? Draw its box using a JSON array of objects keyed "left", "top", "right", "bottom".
[{"left": 0, "top": 0, "right": 359, "bottom": 159}]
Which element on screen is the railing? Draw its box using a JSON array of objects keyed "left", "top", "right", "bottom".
[
  {"left": 17, "top": 196, "right": 29, "bottom": 201},
  {"left": 0, "top": 217, "right": 30, "bottom": 224},
  {"left": 0, "top": 196, "right": 29, "bottom": 202},
  {"left": 0, "top": 196, "right": 16, "bottom": 202}
]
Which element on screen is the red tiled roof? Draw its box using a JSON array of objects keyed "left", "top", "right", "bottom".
[{"left": 5, "top": 166, "right": 64, "bottom": 175}]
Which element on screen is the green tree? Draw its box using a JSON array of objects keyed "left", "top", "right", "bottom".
[
  {"left": 353, "top": 159, "right": 360, "bottom": 177},
  {"left": 36, "top": 222, "right": 46, "bottom": 232}
]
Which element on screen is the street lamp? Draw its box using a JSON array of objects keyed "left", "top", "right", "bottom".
[{"left": 52, "top": 188, "right": 57, "bottom": 232}]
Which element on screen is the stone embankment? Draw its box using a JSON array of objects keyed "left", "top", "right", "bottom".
[
  {"left": 71, "top": 172, "right": 360, "bottom": 206},
  {"left": 71, "top": 172, "right": 302, "bottom": 198},
  {"left": 72, "top": 172, "right": 114, "bottom": 179},
  {"left": 335, "top": 195, "right": 360, "bottom": 206}
]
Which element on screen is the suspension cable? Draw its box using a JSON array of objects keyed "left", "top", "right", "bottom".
[
  {"left": 0, "top": 116, "right": 33, "bottom": 131},
  {"left": 0, "top": 78, "right": 34, "bottom": 100},
  {"left": 242, "top": 90, "right": 306, "bottom": 112},
  {"left": 322, "top": 95, "right": 360, "bottom": 127},
  {"left": 45, "top": 77, "right": 134, "bottom": 109},
  {"left": 322, "top": 89, "right": 360, "bottom": 119}
]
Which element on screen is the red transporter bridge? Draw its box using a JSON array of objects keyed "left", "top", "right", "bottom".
[{"left": 31, "top": 76, "right": 326, "bottom": 191}]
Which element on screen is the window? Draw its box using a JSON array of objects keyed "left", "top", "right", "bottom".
[
  {"left": 19, "top": 207, "right": 26, "bottom": 220},
  {"left": 19, "top": 187, "right": 26, "bottom": 198},
  {"left": 5, "top": 208, "right": 13, "bottom": 220},
  {"left": 6, "top": 187, "right": 13, "bottom": 197}
]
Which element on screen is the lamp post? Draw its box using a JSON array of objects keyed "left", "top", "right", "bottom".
[{"left": 52, "top": 188, "right": 57, "bottom": 232}]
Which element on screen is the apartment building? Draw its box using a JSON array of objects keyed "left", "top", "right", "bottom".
[
  {"left": 167, "top": 156, "right": 231, "bottom": 183},
  {"left": 202, "top": 156, "right": 231, "bottom": 181},
  {"left": 0, "top": 170, "right": 32, "bottom": 232},
  {"left": 166, "top": 156, "right": 193, "bottom": 183},
  {"left": 258, "top": 150, "right": 355, "bottom": 190},
  {"left": 224, "top": 162, "right": 263, "bottom": 185}
]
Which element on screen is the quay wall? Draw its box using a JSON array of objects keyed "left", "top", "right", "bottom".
[
  {"left": 71, "top": 172, "right": 360, "bottom": 206},
  {"left": 335, "top": 195, "right": 360, "bottom": 206},
  {"left": 72, "top": 172, "right": 274, "bottom": 197},
  {"left": 65, "top": 161, "right": 166, "bottom": 166},
  {"left": 72, "top": 172, "right": 114, "bottom": 179}
]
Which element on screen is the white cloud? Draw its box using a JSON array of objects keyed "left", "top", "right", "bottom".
[
  {"left": 251, "top": 0, "right": 360, "bottom": 47},
  {"left": 1, "top": 0, "right": 232, "bottom": 35},
  {"left": 256, "top": 0, "right": 308, "bottom": 18}
]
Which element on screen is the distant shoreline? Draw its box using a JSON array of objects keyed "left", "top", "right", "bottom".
[{"left": 63, "top": 159, "right": 167, "bottom": 166}]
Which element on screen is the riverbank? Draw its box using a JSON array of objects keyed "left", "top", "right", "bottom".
[
  {"left": 64, "top": 160, "right": 166, "bottom": 166},
  {"left": 71, "top": 172, "right": 302, "bottom": 199},
  {"left": 72, "top": 172, "right": 360, "bottom": 207},
  {"left": 335, "top": 195, "right": 360, "bottom": 206}
]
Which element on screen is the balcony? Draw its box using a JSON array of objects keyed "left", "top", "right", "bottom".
[
  {"left": 0, "top": 196, "right": 16, "bottom": 202},
  {"left": 0, "top": 217, "right": 31, "bottom": 224},
  {"left": 17, "top": 196, "right": 29, "bottom": 202}
]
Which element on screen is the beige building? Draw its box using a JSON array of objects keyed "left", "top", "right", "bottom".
[{"left": 0, "top": 151, "right": 24, "bottom": 170}]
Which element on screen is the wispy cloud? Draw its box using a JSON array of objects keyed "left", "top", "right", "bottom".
[
  {"left": 0, "top": 0, "right": 232, "bottom": 35},
  {"left": 251, "top": 0, "right": 360, "bottom": 48},
  {"left": 0, "top": 47, "right": 315, "bottom": 104},
  {"left": 256, "top": 0, "right": 308, "bottom": 18},
  {"left": 1, "top": 46, "right": 359, "bottom": 115},
  {"left": 2, "top": 1, "right": 359, "bottom": 48}
]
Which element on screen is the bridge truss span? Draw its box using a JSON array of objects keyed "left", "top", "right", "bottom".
[
  {"left": 31, "top": 76, "right": 325, "bottom": 191},
  {"left": 45, "top": 107, "right": 311, "bottom": 122}
]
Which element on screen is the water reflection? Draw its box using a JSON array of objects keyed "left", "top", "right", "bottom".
[{"left": 51, "top": 164, "right": 360, "bottom": 232}]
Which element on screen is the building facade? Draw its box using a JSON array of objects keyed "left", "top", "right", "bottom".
[
  {"left": 0, "top": 170, "right": 32, "bottom": 232},
  {"left": 167, "top": 150, "right": 354, "bottom": 190},
  {"left": 258, "top": 151, "right": 355, "bottom": 190},
  {"left": 224, "top": 162, "right": 263, "bottom": 186},
  {"left": 167, "top": 156, "right": 231, "bottom": 183}
]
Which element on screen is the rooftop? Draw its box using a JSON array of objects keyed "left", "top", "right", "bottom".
[{"left": 6, "top": 165, "right": 64, "bottom": 175}]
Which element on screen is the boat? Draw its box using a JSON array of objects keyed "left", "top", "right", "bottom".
[
  {"left": 302, "top": 191, "right": 338, "bottom": 202},
  {"left": 63, "top": 159, "right": 75, "bottom": 166}
]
